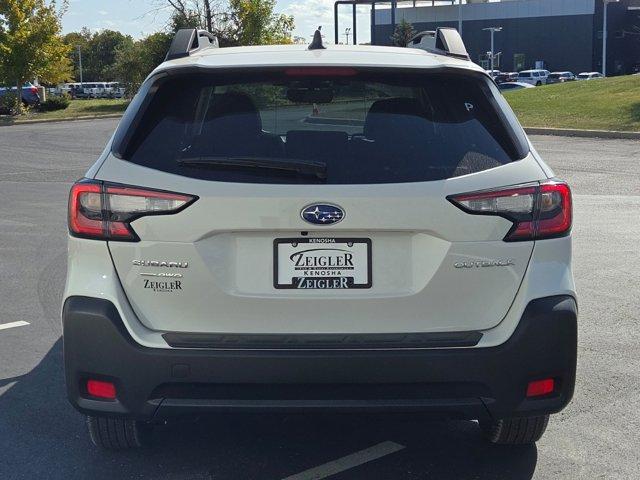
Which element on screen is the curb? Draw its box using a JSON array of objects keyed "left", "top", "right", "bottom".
[
  {"left": 524, "top": 127, "right": 640, "bottom": 140},
  {"left": 0, "top": 113, "right": 123, "bottom": 127}
]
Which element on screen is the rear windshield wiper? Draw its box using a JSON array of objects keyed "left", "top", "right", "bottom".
[{"left": 177, "top": 156, "right": 327, "bottom": 179}]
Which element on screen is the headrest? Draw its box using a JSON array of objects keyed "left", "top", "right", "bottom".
[
  {"left": 363, "top": 98, "right": 428, "bottom": 139},
  {"left": 205, "top": 92, "right": 261, "bottom": 134}
]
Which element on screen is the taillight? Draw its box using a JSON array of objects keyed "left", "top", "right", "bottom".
[
  {"left": 448, "top": 180, "right": 572, "bottom": 242},
  {"left": 68, "top": 180, "right": 197, "bottom": 241},
  {"left": 30, "top": 86, "right": 38, "bottom": 94}
]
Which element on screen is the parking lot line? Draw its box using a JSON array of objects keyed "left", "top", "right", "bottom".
[
  {"left": 0, "top": 321, "right": 30, "bottom": 331},
  {"left": 281, "top": 441, "right": 405, "bottom": 480}
]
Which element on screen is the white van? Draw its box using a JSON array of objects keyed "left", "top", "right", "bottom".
[{"left": 517, "top": 69, "right": 548, "bottom": 86}]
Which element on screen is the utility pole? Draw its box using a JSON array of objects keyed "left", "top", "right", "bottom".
[
  {"left": 602, "top": 0, "right": 619, "bottom": 77},
  {"left": 77, "top": 45, "right": 83, "bottom": 86},
  {"left": 482, "top": 27, "right": 502, "bottom": 73},
  {"left": 344, "top": 27, "right": 351, "bottom": 45},
  {"left": 458, "top": 0, "right": 463, "bottom": 35}
]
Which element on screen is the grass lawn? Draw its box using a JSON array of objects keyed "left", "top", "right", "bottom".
[
  {"left": 0, "top": 99, "right": 128, "bottom": 125},
  {"left": 504, "top": 74, "right": 640, "bottom": 132}
]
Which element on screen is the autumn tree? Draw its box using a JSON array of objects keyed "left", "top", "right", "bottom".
[{"left": 0, "top": 0, "right": 72, "bottom": 112}]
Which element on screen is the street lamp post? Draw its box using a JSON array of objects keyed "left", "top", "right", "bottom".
[
  {"left": 458, "top": 0, "right": 463, "bottom": 35},
  {"left": 77, "top": 45, "right": 83, "bottom": 86},
  {"left": 602, "top": 0, "right": 619, "bottom": 77},
  {"left": 344, "top": 27, "right": 351, "bottom": 45},
  {"left": 482, "top": 27, "right": 502, "bottom": 73}
]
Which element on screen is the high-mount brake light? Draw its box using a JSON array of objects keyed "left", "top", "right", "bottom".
[
  {"left": 68, "top": 180, "right": 197, "bottom": 241},
  {"left": 448, "top": 180, "right": 572, "bottom": 242},
  {"left": 284, "top": 68, "right": 357, "bottom": 76}
]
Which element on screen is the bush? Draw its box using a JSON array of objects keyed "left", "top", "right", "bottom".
[
  {"left": 38, "top": 94, "right": 71, "bottom": 112},
  {"left": 0, "top": 92, "right": 20, "bottom": 114}
]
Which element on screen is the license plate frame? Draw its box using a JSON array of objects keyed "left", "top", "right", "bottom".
[{"left": 273, "top": 237, "right": 372, "bottom": 289}]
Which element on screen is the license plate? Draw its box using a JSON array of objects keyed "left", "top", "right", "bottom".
[{"left": 274, "top": 238, "right": 372, "bottom": 289}]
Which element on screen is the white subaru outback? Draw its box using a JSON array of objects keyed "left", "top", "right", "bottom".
[{"left": 63, "top": 28, "right": 577, "bottom": 450}]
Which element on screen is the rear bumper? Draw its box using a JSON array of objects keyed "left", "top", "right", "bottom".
[{"left": 63, "top": 295, "right": 577, "bottom": 422}]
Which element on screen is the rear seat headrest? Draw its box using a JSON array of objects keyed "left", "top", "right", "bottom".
[
  {"left": 205, "top": 92, "right": 262, "bottom": 134},
  {"left": 363, "top": 97, "right": 428, "bottom": 140}
]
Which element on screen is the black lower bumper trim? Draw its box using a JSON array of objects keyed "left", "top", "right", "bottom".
[
  {"left": 162, "top": 331, "right": 482, "bottom": 350},
  {"left": 63, "top": 295, "right": 577, "bottom": 421}
]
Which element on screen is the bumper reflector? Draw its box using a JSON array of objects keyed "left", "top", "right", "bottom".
[
  {"left": 526, "top": 378, "right": 555, "bottom": 398},
  {"left": 87, "top": 379, "right": 117, "bottom": 399}
]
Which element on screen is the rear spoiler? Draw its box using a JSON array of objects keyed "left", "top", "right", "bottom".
[
  {"left": 408, "top": 28, "right": 469, "bottom": 60},
  {"left": 165, "top": 29, "right": 219, "bottom": 61}
]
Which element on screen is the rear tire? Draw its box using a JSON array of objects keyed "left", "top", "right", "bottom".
[
  {"left": 480, "top": 414, "right": 549, "bottom": 445},
  {"left": 536, "top": 81, "right": 542, "bottom": 86},
  {"left": 87, "top": 415, "right": 151, "bottom": 450}
]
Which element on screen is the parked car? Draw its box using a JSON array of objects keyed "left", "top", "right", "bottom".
[
  {"left": 494, "top": 72, "right": 518, "bottom": 84},
  {"left": 102, "top": 82, "right": 125, "bottom": 99},
  {"left": 517, "top": 69, "right": 549, "bottom": 86},
  {"left": 546, "top": 72, "right": 576, "bottom": 84},
  {"left": 57, "top": 82, "right": 82, "bottom": 96},
  {"left": 64, "top": 28, "right": 576, "bottom": 450},
  {"left": 0, "top": 82, "right": 40, "bottom": 108},
  {"left": 577, "top": 72, "right": 604, "bottom": 80},
  {"left": 73, "top": 82, "right": 107, "bottom": 99},
  {"left": 498, "top": 81, "right": 535, "bottom": 92},
  {"left": 485, "top": 69, "right": 501, "bottom": 78}
]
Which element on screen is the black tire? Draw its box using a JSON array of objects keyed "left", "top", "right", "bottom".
[
  {"left": 480, "top": 414, "right": 549, "bottom": 445},
  {"left": 86, "top": 415, "right": 150, "bottom": 450},
  {"left": 536, "top": 81, "right": 542, "bottom": 86}
]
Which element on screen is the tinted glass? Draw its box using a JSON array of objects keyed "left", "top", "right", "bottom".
[{"left": 120, "top": 70, "right": 528, "bottom": 184}]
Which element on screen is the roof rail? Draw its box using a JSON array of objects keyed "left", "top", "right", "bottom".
[
  {"left": 408, "top": 28, "right": 469, "bottom": 60},
  {"left": 165, "top": 29, "right": 219, "bottom": 61}
]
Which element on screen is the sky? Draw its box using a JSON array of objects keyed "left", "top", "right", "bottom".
[{"left": 61, "top": 0, "right": 374, "bottom": 44}]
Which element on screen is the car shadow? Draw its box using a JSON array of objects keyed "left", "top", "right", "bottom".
[{"left": 0, "top": 339, "right": 538, "bottom": 480}]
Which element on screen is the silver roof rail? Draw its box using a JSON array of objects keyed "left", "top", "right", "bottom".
[
  {"left": 165, "top": 29, "right": 219, "bottom": 61},
  {"left": 408, "top": 28, "right": 469, "bottom": 60}
]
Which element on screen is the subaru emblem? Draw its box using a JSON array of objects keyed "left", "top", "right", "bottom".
[{"left": 301, "top": 203, "right": 345, "bottom": 225}]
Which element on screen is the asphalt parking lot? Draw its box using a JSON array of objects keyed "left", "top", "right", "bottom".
[{"left": 0, "top": 119, "right": 638, "bottom": 479}]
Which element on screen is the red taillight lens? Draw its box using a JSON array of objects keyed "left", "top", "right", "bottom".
[
  {"left": 526, "top": 378, "right": 555, "bottom": 398},
  {"left": 30, "top": 86, "right": 38, "bottom": 94},
  {"left": 448, "top": 180, "right": 572, "bottom": 241},
  {"left": 86, "top": 379, "right": 117, "bottom": 399},
  {"left": 68, "top": 180, "right": 197, "bottom": 241}
]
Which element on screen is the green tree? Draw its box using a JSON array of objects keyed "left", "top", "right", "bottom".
[
  {"left": 112, "top": 32, "right": 173, "bottom": 97},
  {"left": 63, "top": 27, "right": 91, "bottom": 81},
  {"left": 0, "top": 0, "right": 72, "bottom": 112},
  {"left": 391, "top": 19, "right": 416, "bottom": 48},
  {"left": 163, "top": 0, "right": 294, "bottom": 46},
  {"left": 64, "top": 29, "right": 133, "bottom": 81}
]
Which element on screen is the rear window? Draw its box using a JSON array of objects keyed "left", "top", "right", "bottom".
[{"left": 116, "top": 69, "right": 528, "bottom": 184}]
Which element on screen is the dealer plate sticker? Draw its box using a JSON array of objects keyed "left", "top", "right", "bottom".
[{"left": 274, "top": 238, "right": 372, "bottom": 289}]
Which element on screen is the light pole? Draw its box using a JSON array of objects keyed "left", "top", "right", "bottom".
[
  {"left": 602, "top": 0, "right": 619, "bottom": 77},
  {"left": 458, "top": 0, "right": 463, "bottom": 35},
  {"left": 344, "top": 27, "right": 351, "bottom": 45},
  {"left": 77, "top": 45, "right": 83, "bottom": 86},
  {"left": 482, "top": 27, "right": 502, "bottom": 73}
]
